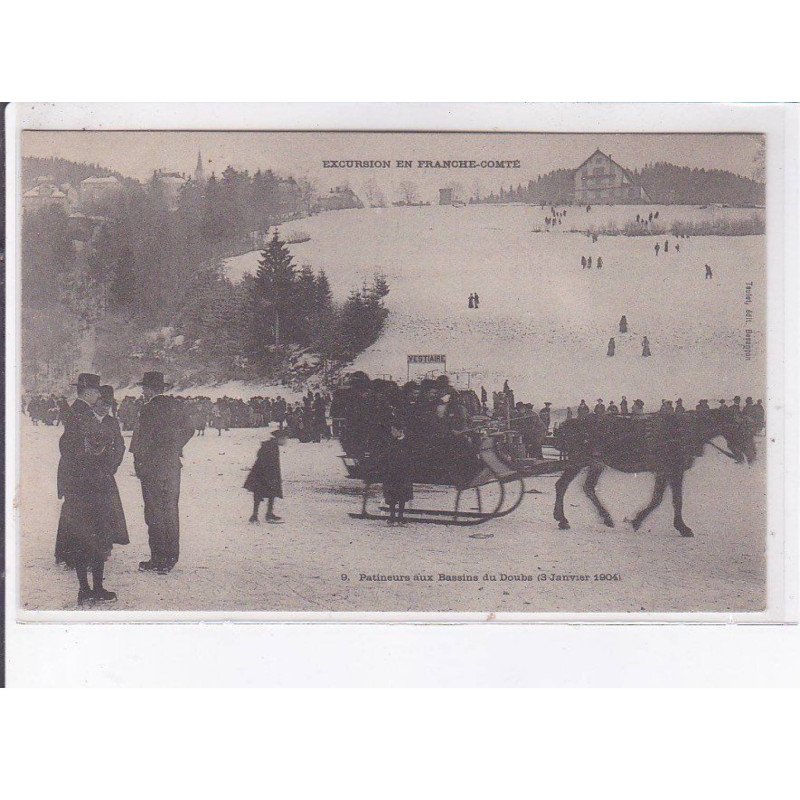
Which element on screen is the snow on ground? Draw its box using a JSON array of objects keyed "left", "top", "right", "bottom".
[
  {"left": 225, "top": 204, "right": 766, "bottom": 414},
  {"left": 19, "top": 420, "right": 765, "bottom": 613},
  {"left": 17, "top": 204, "right": 767, "bottom": 614},
  {"left": 115, "top": 381, "right": 303, "bottom": 402}
]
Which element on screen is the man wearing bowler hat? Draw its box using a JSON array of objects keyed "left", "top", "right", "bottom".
[{"left": 130, "top": 372, "right": 195, "bottom": 574}]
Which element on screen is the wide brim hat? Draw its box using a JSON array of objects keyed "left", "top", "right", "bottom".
[
  {"left": 137, "top": 371, "right": 173, "bottom": 390},
  {"left": 72, "top": 373, "right": 101, "bottom": 390}
]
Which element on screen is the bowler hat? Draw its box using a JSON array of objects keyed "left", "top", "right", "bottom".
[
  {"left": 98, "top": 385, "right": 115, "bottom": 404},
  {"left": 72, "top": 373, "right": 101, "bottom": 390},
  {"left": 138, "top": 371, "right": 173, "bottom": 390}
]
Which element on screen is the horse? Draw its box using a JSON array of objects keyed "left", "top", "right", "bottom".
[{"left": 552, "top": 409, "right": 757, "bottom": 537}]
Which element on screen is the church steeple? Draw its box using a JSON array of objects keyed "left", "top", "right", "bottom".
[{"left": 194, "top": 151, "right": 205, "bottom": 184}]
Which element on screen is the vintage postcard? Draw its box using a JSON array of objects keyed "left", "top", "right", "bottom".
[{"left": 5, "top": 104, "right": 795, "bottom": 622}]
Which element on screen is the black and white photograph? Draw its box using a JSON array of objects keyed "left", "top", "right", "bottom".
[{"left": 6, "top": 113, "right": 790, "bottom": 620}]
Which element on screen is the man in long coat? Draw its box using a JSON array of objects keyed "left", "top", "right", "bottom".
[{"left": 130, "top": 372, "right": 194, "bottom": 574}]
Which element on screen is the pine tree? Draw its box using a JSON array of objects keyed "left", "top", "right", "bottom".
[{"left": 249, "top": 228, "right": 297, "bottom": 355}]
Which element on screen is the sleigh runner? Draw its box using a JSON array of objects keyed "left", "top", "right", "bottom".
[{"left": 345, "top": 433, "right": 533, "bottom": 527}]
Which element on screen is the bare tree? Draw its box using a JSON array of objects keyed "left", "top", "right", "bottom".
[
  {"left": 362, "top": 177, "right": 386, "bottom": 208},
  {"left": 398, "top": 181, "right": 419, "bottom": 205},
  {"left": 295, "top": 175, "right": 318, "bottom": 214}
]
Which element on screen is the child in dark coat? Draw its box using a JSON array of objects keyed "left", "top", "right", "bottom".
[
  {"left": 378, "top": 424, "right": 414, "bottom": 526},
  {"left": 245, "top": 429, "right": 287, "bottom": 523}
]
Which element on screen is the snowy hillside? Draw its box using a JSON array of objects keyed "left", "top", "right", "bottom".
[{"left": 224, "top": 204, "right": 766, "bottom": 412}]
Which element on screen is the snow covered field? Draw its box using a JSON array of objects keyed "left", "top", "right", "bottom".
[
  {"left": 17, "top": 204, "right": 768, "bottom": 615},
  {"left": 19, "top": 419, "right": 765, "bottom": 614},
  {"left": 225, "top": 204, "right": 766, "bottom": 413}
]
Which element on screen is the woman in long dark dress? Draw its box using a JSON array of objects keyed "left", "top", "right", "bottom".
[
  {"left": 56, "top": 381, "right": 127, "bottom": 604},
  {"left": 96, "top": 386, "right": 130, "bottom": 556}
]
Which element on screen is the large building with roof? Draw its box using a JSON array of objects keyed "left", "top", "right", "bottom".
[
  {"left": 573, "top": 149, "right": 650, "bottom": 205},
  {"left": 79, "top": 175, "right": 122, "bottom": 206},
  {"left": 22, "top": 183, "right": 71, "bottom": 213}
]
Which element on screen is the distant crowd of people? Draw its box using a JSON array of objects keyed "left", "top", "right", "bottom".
[
  {"left": 116, "top": 392, "right": 332, "bottom": 442},
  {"left": 21, "top": 394, "right": 69, "bottom": 425},
  {"left": 565, "top": 395, "right": 765, "bottom": 429},
  {"left": 24, "top": 389, "right": 333, "bottom": 444},
  {"left": 544, "top": 206, "right": 567, "bottom": 228}
]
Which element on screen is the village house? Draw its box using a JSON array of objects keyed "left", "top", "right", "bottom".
[
  {"left": 315, "top": 185, "right": 364, "bottom": 213},
  {"left": 153, "top": 170, "right": 186, "bottom": 209},
  {"left": 79, "top": 175, "right": 123, "bottom": 206},
  {"left": 573, "top": 149, "right": 650, "bottom": 205},
  {"left": 22, "top": 182, "right": 71, "bottom": 213}
]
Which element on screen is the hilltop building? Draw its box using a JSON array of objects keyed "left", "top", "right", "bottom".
[
  {"left": 22, "top": 183, "right": 71, "bottom": 213},
  {"left": 439, "top": 188, "right": 454, "bottom": 205},
  {"left": 79, "top": 175, "right": 122, "bottom": 206},
  {"left": 573, "top": 149, "right": 650, "bottom": 205},
  {"left": 315, "top": 185, "right": 364, "bottom": 213},
  {"left": 153, "top": 170, "right": 186, "bottom": 208}
]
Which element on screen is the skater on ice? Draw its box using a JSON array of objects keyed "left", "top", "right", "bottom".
[
  {"left": 607, "top": 337, "right": 615, "bottom": 357},
  {"left": 468, "top": 293, "right": 474, "bottom": 308},
  {"left": 705, "top": 264, "right": 713, "bottom": 279},
  {"left": 654, "top": 243, "right": 660, "bottom": 256},
  {"left": 473, "top": 292, "right": 480, "bottom": 309},
  {"left": 619, "top": 315, "right": 628, "bottom": 333},
  {"left": 377, "top": 423, "right": 414, "bottom": 526},
  {"left": 539, "top": 402, "right": 552, "bottom": 431},
  {"left": 642, "top": 336, "right": 651, "bottom": 357},
  {"left": 620, "top": 396, "right": 629, "bottom": 415},
  {"left": 245, "top": 429, "right": 287, "bottom": 523}
]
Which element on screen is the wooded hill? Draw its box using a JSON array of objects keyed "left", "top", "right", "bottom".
[{"left": 478, "top": 162, "right": 765, "bottom": 207}]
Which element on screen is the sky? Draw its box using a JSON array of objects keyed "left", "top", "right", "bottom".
[{"left": 23, "top": 131, "right": 763, "bottom": 203}]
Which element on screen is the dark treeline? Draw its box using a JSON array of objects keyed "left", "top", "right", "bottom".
[
  {"left": 21, "top": 158, "right": 388, "bottom": 389},
  {"left": 474, "top": 162, "right": 765, "bottom": 207},
  {"left": 633, "top": 162, "right": 765, "bottom": 206},
  {"left": 177, "top": 231, "right": 389, "bottom": 380}
]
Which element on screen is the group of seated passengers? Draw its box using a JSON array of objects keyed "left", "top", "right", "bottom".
[{"left": 333, "top": 372, "right": 483, "bottom": 477}]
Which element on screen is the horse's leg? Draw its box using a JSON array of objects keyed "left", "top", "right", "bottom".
[
  {"left": 554, "top": 463, "right": 583, "bottom": 530},
  {"left": 631, "top": 472, "right": 667, "bottom": 531},
  {"left": 583, "top": 460, "right": 614, "bottom": 527},
  {"left": 669, "top": 470, "right": 693, "bottom": 537}
]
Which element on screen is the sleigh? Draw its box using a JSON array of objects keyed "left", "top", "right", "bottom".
[{"left": 342, "top": 431, "right": 561, "bottom": 530}]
